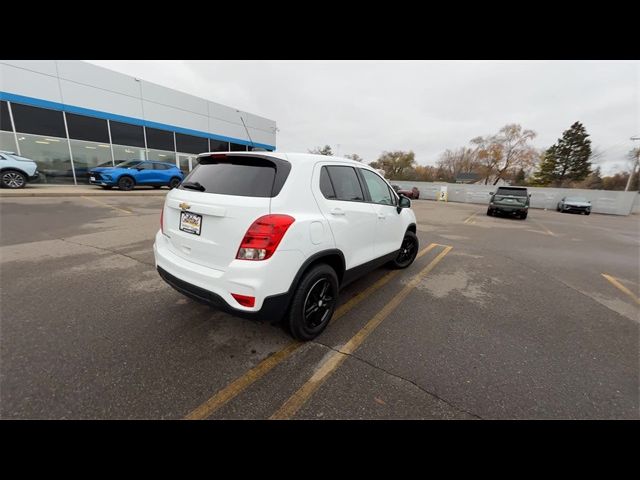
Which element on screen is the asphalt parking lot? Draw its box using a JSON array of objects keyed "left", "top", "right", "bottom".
[{"left": 1, "top": 196, "right": 638, "bottom": 419}]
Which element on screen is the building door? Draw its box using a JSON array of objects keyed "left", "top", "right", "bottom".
[{"left": 176, "top": 154, "right": 195, "bottom": 175}]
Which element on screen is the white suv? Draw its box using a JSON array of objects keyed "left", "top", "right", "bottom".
[
  {"left": 153, "top": 152, "right": 418, "bottom": 340},
  {"left": 0, "top": 151, "right": 39, "bottom": 188}
]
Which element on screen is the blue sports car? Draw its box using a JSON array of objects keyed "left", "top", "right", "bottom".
[{"left": 89, "top": 160, "right": 184, "bottom": 191}]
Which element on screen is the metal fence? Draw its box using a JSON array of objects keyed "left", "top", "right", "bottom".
[{"left": 390, "top": 181, "right": 640, "bottom": 216}]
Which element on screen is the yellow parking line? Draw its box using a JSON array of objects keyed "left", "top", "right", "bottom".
[
  {"left": 81, "top": 196, "right": 133, "bottom": 214},
  {"left": 530, "top": 219, "right": 555, "bottom": 236},
  {"left": 270, "top": 245, "right": 453, "bottom": 420},
  {"left": 601, "top": 274, "right": 640, "bottom": 305},
  {"left": 184, "top": 243, "right": 438, "bottom": 420},
  {"left": 463, "top": 212, "right": 478, "bottom": 224}
]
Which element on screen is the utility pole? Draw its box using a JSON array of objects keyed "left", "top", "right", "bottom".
[{"left": 625, "top": 136, "right": 640, "bottom": 191}]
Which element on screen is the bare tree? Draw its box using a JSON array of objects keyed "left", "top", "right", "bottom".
[{"left": 472, "top": 124, "right": 538, "bottom": 185}]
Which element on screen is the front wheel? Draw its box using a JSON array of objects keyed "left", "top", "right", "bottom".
[
  {"left": 287, "top": 264, "right": 339, "bottom": 341},
  {"left": 486, "top": 207, "right": 493, "bottom": 216},
  {"left": 118, "top": 176, "right": 135, "bottom": 191},
  {"left": 520, "top": 212, "right": 528, "bottom": 220},
  {"left": 388, "top": 231, "right": 419, "bottom": 269},
  {"left": 1, "top": 170, "right": 27, "bottom": 189}
]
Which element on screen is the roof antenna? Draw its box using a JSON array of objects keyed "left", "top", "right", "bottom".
[{"left": 237, "top": 110, "right": 255, "bottom": 150}]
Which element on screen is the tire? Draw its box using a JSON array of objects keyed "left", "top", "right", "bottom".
[
  {"left": 585, "top": 211, "right": 590, "bottom": 216},
  {"left": 1, "top": 170, "right": 27, "bottom": 189},
  {"left": 388, "top": 231, "right": 419, "bottom": 269},
  {"left": 168, "top": 177, "right": 181, "bottom": 189},
  {"left": 557, "top": 205, "right": 561, "bottom": 212},
  {"left": 101, "top": 186, "right": 113, "bottom": 190},
  {"left": 486, "top": 208, "right": 493, "bottom": 216},
  {"left": 287, "top": 264, "right": 339, "bottom": 341},
  {"left": 118, "top": 176, "right": 135, "bottom": 191},
  {"left": 520, "top": 212, "right": 528, "bottom": 220}
]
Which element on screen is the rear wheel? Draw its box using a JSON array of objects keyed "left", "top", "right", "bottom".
[
  {"left": 388, "top": 231, "right": 419, "bottom": 269},
  {"left": 1, "top": 170, "right": 27, "bottom": 189},
  {"left": 287, "top": 264, "right": 338, "bottom": 341},
  {"left": 169, "top": 177, "right": 181, "bottom": 189},
  {"left": 118, "top": 176, "right": 135, "bottom": 191}
]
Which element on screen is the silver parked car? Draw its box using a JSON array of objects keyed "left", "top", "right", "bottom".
[{"left": 557, "top": 196, "right": 591, "bottom": 215}]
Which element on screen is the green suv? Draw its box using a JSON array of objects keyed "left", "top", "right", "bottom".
[{"left": 487, "top": 186, "right": 530, "bottom": 219}]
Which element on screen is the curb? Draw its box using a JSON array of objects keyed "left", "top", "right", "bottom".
[{"left": 0, "top": 190, "right": 169, "bottom": 198}]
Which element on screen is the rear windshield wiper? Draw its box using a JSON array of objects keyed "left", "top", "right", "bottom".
[{"left": 181, "top": 181, "right": 205, "bottom": 192}]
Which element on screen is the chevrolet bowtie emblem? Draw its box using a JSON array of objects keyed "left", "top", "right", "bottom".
[{"left": 179, "top": 202, "right": 191, "bottom": 210}]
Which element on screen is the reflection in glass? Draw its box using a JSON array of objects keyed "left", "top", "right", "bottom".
[
  {"left": 16, "top": 133, "right": 74, "bottom": 184},
  {"left": 69, "top": 139, "right": 113, "bottom": 183},
  {"left": 112, "top": 144, "right": 146, "bottom": 162},
  {"left": 147, "top": 148, "right": 176, "bottom": 164},
  {"left": 0, "top": 131, "right": 18, "bottom": 153}
]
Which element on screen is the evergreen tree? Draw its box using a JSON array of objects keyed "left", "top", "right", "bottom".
[
  {"left": 558, "top": 121, "right": 592, "bottom": 184},
  {"left": 514, "top": 168, "right": 526, "bottom": 185},
  {"left": 532, "top": 146, "right": 558, "bottom": 185},
  {"left": 532, "top": 122, "right": 592, "bottom": 186}
]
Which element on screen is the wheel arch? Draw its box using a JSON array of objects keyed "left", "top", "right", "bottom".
[
  {"left": 406, "top": 223, "right": 417, "bottom": 234},
  {"left": 289, "top": 249, "right": 346, "bottom": 294}
]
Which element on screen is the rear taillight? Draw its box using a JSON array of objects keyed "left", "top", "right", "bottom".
[
  {"left": 236, "top": 214, "right": 295, "bottom": 261},
  {"left": 160, "top": 206, "right": 164, "bottom": 234}
]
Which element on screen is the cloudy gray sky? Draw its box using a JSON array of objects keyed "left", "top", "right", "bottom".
[{"left": 88, "top": 60, "right": 639, "bottom": 175}]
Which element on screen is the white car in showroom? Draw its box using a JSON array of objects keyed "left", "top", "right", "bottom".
[
  {"left": 0, "top": 151, "right": 39, "bottom": 188},
  {"left": 154, "top": 152, "right": 418, "bottom": 340}
]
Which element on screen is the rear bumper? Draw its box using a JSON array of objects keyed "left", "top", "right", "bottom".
[
  {"left": 157, "top": 266, "right": 290, "bottom": 322},
  {"left": 153, "top": 230, "right": 302, "bottom": 322},
  {"left": 492, "top": 205, "right": 527, "bottom": 213}
]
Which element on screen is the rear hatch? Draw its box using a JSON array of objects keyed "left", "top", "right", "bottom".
[
  {"left": 162, "top": 154, "right": 290, "bottom": 271},
  {"left": 494, "top": 187, "right": 528, "bottom": 206}
]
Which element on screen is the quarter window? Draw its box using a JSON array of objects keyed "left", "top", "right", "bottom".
[
  {"left": 360, "top": 169, "right": 393, "bottom": 205},
  {"left": 319, "top": 167, "right": 336, "bottom": 199},
  {"left": 325, "top": 166, "right": 364, "bottom": 201}
]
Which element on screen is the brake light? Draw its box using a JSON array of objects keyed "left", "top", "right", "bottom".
[
  {"left": 236, "top": 214, "right": 295, "bottom": 261},
  {"left": 231, "top": 293, "right": 255, "bottom": 308}
]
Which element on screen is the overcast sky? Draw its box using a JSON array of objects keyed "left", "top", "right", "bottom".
[{"left": 88, "top": 60, "right": 639, "bottom": 175}]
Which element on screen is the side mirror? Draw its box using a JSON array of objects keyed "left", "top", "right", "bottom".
[{"left": 397, "top": 195, "right": 411, "bottom": 213}]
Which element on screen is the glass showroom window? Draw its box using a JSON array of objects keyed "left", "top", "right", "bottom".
[
  {"left": 147, "top": 149, "right": 176, "bottom": 163},
  {"left": 230, "top": 142, "right": 248, "bottom": 151},
  {"left": 69, "top": 139, "right": 113, "bottom": 183},
  {"left": 0, "top": 101, "right": 18, "bottom": 152},
  {"left": 0, "top": 131, "right": 18, "bottom": 153},
  {"left": 16, "top": 133, "right": 74, "bottom": 184},
  {"left": 209, "top": 139, "right": 229, "bottom": 152},
  {"left": 112, "top": 144, "right": 147, "bottom": 162}
]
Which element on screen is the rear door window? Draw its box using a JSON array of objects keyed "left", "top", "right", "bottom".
[
  {"left": 182, "top": 156, "right": 286, "bottom": 198},
  {"left": 325, "top": 166, "right": 364, "bottom": 201}
]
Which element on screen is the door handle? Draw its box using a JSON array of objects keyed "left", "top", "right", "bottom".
[{"left": 330, "top": 208, "right": 345, "bottom": 216}]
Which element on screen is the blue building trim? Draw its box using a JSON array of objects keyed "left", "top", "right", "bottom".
[{"left": 0, "top": 91, "right": 275, "bottom": 150}]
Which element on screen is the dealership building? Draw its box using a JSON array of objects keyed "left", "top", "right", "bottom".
[{"left": 0, "top": 60, "right": 277, "bottom": 184}]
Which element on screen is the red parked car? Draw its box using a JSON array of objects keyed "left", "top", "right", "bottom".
[{"left": 392, "top": 185, "right": 420, "bottom": 199}]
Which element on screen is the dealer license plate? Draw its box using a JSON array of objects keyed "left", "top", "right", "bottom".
[{"left": 180, "top": 211, "right": 202, "bottom": 235}]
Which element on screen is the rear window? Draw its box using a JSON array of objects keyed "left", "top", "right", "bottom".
[
  {"left": 182, "top": 155, "right": 290, "bottom": 198},
  {"left": 496, "top": 187, "right": 527, "bottom": 197}
]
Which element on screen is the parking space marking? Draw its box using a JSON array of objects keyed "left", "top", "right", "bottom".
[
  {"left": 81, "top": 196, "right": 133, "bottom": 215},
  {"left": 530, "top": 218, "right": 555, "bottom": 236},
  {"left": 463, "top": 212, "right": 479, "bottom": 224},
  {"left": 184, "top": 242, "right": 438, "bottom": 420},
  {"left": 601, "top": 274, "right": 640, "bottom": 305},
  {"left": 269, "top": 245, "right": 453, "bottom": 420}
]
